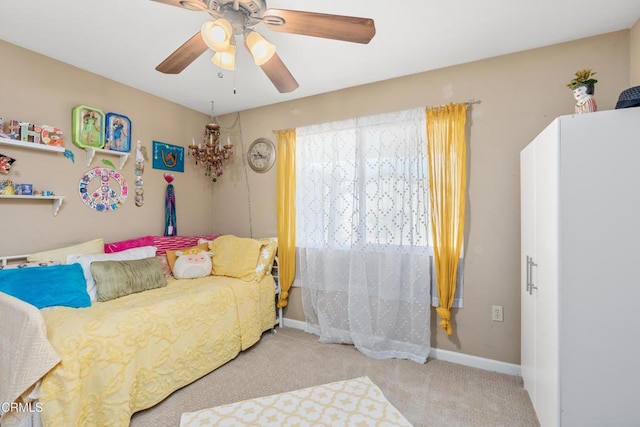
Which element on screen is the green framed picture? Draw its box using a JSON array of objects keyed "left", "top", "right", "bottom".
[{"left": 72, "top": 105, "right": 105, "bottom": 149}]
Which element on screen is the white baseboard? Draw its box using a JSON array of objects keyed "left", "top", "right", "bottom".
[
  {"left": 281, "top": 317, "right": 521, "bottom": 376},
  {"left": 429, "top": 348, "right": 521, "bottom": 376},
  {"left": 282, "top": 318, "right": 307, "bottom": 330}
]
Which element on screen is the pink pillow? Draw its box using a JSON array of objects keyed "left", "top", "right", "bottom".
[
  {"left": 152, "top": 234, "right": 221, "bottom": 255},
  {"left": 104, "top": 235, "right": 154, "bottom": 254}
]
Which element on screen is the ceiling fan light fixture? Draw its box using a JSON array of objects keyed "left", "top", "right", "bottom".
[
  {"left": 244, "top": 30, "right": 276, "bottom": 66},
  {"left": 211, "top": 43, "right": 236, "bottom": 70},
  {"left": 201, "top": 19, "right": 233, "bottom": 52}
]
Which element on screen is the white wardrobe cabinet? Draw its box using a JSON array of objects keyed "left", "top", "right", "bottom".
[{"left": 520, "top": 108, "right": 640, "bottom": 427}]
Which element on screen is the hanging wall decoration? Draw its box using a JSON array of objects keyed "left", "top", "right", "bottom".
[
  {"left": 101, "top": 159, "right": 116, "bottom": 169},
  {"left": 71, "top": 105, "right": 105, "bottom": 149},
  {"left": 0, "top": 153, "right": 16, "bottom": 174},
  {"left": 105, "top": 112, "right": 132, "bottom": 152},
  {"left": 134, "top": 140, "right": 146, "bottom": 207},
  {"left": 164, "top": 173, "right": 177, "bottom": 236},
  {"left": 78, "top": 167, "right": 128, "bottom": 211},
  {"left": 152, "top": 141, "right": 184, "bottom": 172},
  {"left": 64, "top": 150, "right": 75, "bottom": 163}
]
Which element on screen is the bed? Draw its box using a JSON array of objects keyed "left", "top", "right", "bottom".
[{"left": 0, "top": 234, "right": 278, "bottom": 427}]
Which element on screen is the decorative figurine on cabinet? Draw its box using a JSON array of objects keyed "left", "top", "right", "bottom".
[{"left": 567, "top": 68, "right": 597, "bottom": 114}]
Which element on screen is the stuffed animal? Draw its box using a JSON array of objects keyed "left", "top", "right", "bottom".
[{"left": 172, "top": 248, "right": 213, "bottom": 279}]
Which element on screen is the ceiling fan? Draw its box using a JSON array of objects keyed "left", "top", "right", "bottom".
[{"left": 153, "top": 0, "right": 376, "bottom": 93}]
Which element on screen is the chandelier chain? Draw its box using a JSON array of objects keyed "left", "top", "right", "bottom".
[
  {"left": 236, "top": 112, "right": 253, "bottom": 237},
  {"left": 211, "top": 101, "right": 241, "bottom": 131}
]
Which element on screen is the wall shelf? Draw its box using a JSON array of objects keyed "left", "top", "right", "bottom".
[
  {"left": 0, "top": 195, "right": 65, "bottom": 216},
  {"left": 0, "top": 136, "right": 65, "bottom": 153},
  {"left": 85, "top": 147, "right": 129, "bottom": 170},
  {"left": 0, "top": 136, "right": 66, "bottom": 216}
]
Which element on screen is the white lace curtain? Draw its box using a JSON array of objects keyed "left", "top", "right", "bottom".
[{"left": 297, "top": 107, "right": 431, "bottom": 363}]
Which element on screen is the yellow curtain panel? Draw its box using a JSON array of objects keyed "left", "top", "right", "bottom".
[
  {"left": 275, "top": 129, "right": 296, "bottom": 308},
  {"left": 426, "top": 103, "right": 467, "bottom": 335}
]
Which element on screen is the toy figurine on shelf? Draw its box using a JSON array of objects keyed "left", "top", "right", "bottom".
[
  {"left": 1, "top": 180, "right": 16, "bottom": 195},
  {"left": 567, "top": 68, "right": 597, "bottom": 114}
]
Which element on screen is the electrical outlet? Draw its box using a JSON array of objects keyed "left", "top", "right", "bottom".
[{"left": 492, "top": 305, "right": 504, "bottom": 322}]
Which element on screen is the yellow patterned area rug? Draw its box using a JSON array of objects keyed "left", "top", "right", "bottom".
[{"left": 179, "top": 376, "right": 413, "bottom": 426}]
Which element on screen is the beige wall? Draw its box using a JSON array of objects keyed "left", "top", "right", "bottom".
[
  {"left": 631, "top": 18, "right": 640, "bottom": 85},
  {"left": 216, "top": 31, "right": 631, "bottom": 364},
  {"left": 0, "top": 40, "right": 214, "bottom": 256},
  {"left": 0, "top": 30, "right": 632, "bottom": 365}
]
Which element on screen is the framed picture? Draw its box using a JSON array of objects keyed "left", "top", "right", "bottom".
[
  {"left": 105, "top": 113, "right": 131, "bottom": 152},
  {"left": 71, "top": 105, "right": 105, "bottom": 149},
  {"left": 0, "top": 153, "right": 16, "bottom": 174},
  {"left": 152, "top": 141, "right": 184, "bottom": 172}
]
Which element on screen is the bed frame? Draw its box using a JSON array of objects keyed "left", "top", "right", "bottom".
[
  {"left": 0, "top": 252, "right": 284, "bottom": 327},
  {"left": 0, "top": 254, "right": 29, "bottom": 266}
]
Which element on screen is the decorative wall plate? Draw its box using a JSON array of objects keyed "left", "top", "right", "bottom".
[{"left": 78, "top": 167, "right": 128, "bottom": 211}]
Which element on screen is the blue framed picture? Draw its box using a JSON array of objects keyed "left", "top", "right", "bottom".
[
  {"left": 152, "top": 141, "right": 184, "bottom": 172},
  {"left": 105, "top": 113, "right": 131, "bottom": 152}
]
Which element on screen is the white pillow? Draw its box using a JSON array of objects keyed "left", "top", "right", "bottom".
[{"left": 67, "top": 246, "right": 157, "bottom": 301}]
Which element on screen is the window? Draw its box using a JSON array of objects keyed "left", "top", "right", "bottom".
[
  {"left": 296, "top": 108, "right": 430, "bottom": 252},
  {"left": 296, "top": 108, "right": 433, "bottom": 362}
]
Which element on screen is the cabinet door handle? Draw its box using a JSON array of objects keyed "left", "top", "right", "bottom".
[
  {"left": 529, "top": 258, "right": 538, "bottom": 295},
  {"left": 525, "top": 255, "right": 531, "bottom": 292}
]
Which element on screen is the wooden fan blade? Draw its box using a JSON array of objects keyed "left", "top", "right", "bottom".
[
  {"left": 262, "top": 9, "right": 375, "bottom": 44},
  {"left": 150, "top": 0, "right": 207, "bottom": 11},
  {"left": 156, "top": 32, "right": 208, "bottom": 74},
  {"left": 259, "top": 53, "right": 299, "bottom": 93}
]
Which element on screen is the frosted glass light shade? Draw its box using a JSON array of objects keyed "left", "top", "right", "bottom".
[
  {"left": 201, "top": 19, "right": 233, "bottom": 52},
  {"left": 244, "top": 30, "right": 276, "bottom": 65},
  {"left": 211, "top": 44, "right": 236, "bottom": 70}
]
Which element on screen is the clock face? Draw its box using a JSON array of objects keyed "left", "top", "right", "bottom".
[{"left": 248, "top": 138, "right": 275, "bottom": 172}]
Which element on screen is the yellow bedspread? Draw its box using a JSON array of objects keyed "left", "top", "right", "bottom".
[{"left": 38, "top": 274, "right": 275, "bottom": 427}]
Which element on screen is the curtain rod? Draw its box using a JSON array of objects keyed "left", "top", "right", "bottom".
[
  {"left": 271, "top": 100, "right": 482, "bottom": 134},
  {"left": 462, "top": 98, "right": 482, "bottom": 106}
]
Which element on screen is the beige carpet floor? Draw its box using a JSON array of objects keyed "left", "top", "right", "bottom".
[{"left": 130, "top": 327, "right": 539, "bottom": 427}]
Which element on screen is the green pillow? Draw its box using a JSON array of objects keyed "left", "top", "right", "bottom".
[{"left": 90, "top": 257, "right": 167, "bottom": 302}]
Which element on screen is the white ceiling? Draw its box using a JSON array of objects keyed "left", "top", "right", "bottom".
[{"left": 1, "top": 0, "right": 639, "bottom": 115}]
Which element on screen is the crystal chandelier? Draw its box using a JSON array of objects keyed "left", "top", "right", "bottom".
[{"left": 188, "top": 103, "right": 233, "bottom": 182}]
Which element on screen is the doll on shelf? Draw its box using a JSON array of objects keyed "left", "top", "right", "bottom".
[
  {"left": 1, "top": 179, "right": 15, "bottom": 195},
  {"left": 567, "top": 68, "right": 597, "bottom": 114}
]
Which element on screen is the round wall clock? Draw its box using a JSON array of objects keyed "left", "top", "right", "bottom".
[{"left": 247, "top": 138, "right": 276, "bottom": 173}]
